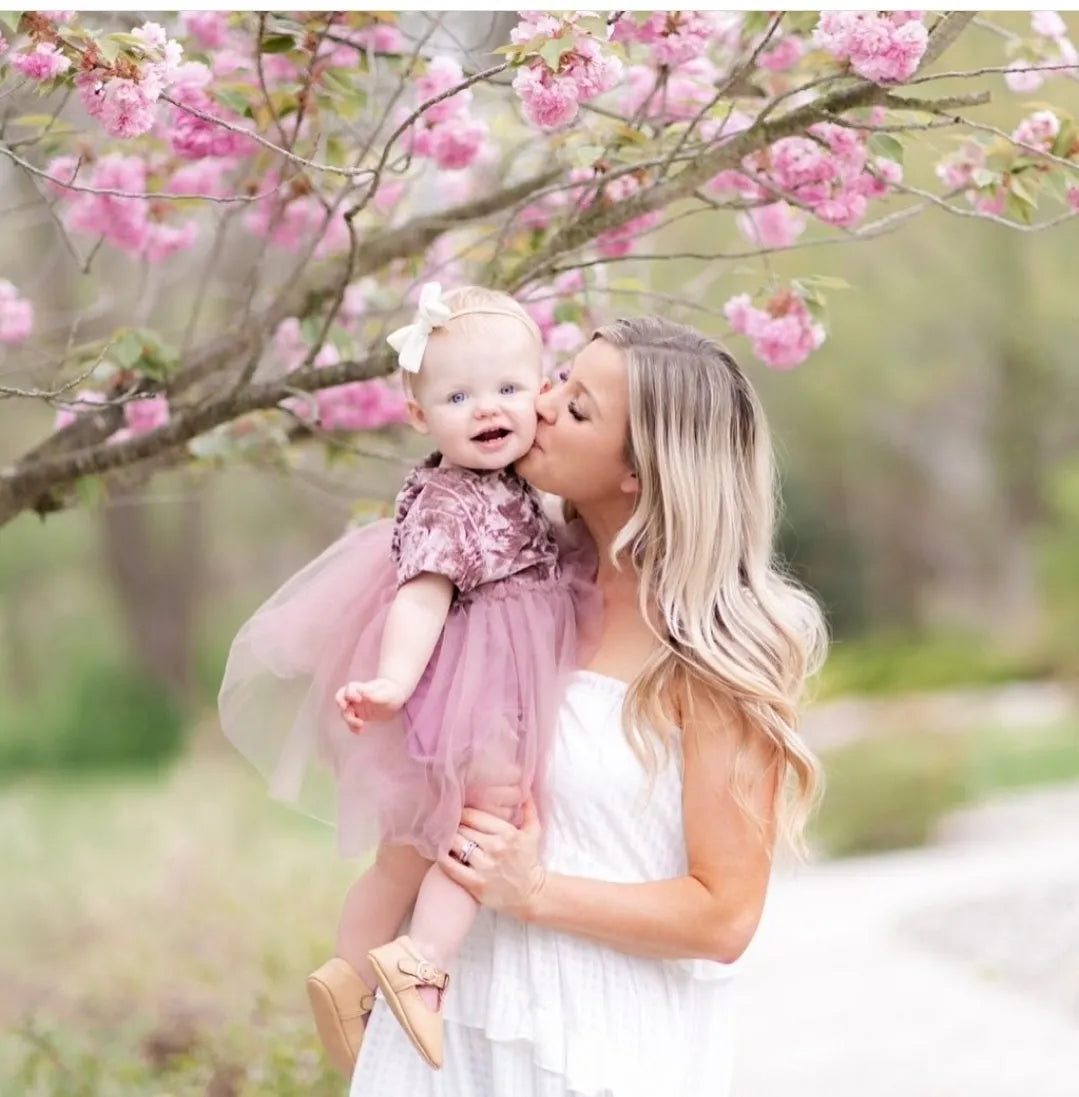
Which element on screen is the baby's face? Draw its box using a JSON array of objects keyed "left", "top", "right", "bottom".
[{"left": 408, "top": 318, "right": 543, "bottom": 471}]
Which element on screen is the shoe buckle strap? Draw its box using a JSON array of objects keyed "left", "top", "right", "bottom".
[{"left": 397, "top": 957, "right": 449, "bottom": 989}]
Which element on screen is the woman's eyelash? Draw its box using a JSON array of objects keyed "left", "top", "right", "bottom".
[{"left": 567, "top": 399, "right": 584, "bottom": 421}]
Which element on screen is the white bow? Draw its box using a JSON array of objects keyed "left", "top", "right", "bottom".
[{"left": 386, "top": 282, "right": 453, "bottom": 373}]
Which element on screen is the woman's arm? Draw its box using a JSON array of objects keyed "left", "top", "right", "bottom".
[{"left": 440, "top": 699, "right": 780, "bottom": 965}]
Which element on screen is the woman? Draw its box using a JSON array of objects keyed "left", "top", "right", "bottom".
[{"left": 349, "top": 316, "right": 827, "bottom": 1096}]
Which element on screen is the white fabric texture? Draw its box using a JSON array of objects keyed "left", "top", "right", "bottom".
[{"left": 349, "top": 670, "right": 739, "bottom": 1097}]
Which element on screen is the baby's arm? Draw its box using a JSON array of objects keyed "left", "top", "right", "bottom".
[{"left": 336, "top": 572, "right": 453, "bottom": 731}]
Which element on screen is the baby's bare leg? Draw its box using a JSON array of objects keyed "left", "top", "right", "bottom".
[
  {"left": 407, "top": 760, "right": 522, "bottom": 1011},
  {"left": 336, "top": 843, "right": 430, "bottom": 987}
]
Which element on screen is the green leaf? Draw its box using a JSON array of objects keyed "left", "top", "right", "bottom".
[
  {"left": 328, "top": 325, "right": 354, "bottom": 355},
  {"left": 802, "top": 297, "right": 829, "bottom": 327},
  {"left": 96, "top": 35, "right": 121, "bottom": 64},
  {"left": 260, "top": 33, "right": 296, "bottom": 54},
  {"left": 538, "top": 34, "right": 575, "bottom": 72},
  {"left": 575, "top": 15, "right": 608, "bottom": 38},
  {"left": 1005, "top": 189, "right": 1034, "bottom": 225},
  {"left": 553, "top": 302, "right": 580, "bottom": 324},
  {"left": 110, "top": 330, "right": 144, "bottom": 370},
  {"left": 970, "top": 167, "right": 999, "bottom": 189},
  {"left": 741, "top": 11, "right": 775, "bottom": 38},
  {"left": 321, "top": 68, "right": 357, "bottom": 96},
  {"left": 867, "top": 132, "right": 904, "bottom": 165},
  {"left": 215, "top": 88, "right": 251, "bottom": 117},
  {"left": 986, "top": 147, "right": 1018, "bottom": 173},
  {"left": 794, "top": 274, "right": 851, "bottom": 291},
  {"left": 572, "top": 144, "right": 604, "bottom": 169},
  {"left": 0, "top": 12, "right": 23, "bottom": 33},
  {"left": 1052, "top": 118, "right": 1078, "bottom": 159},
  {"left": 1009, "top": 174, "right": 1038, "bottom": 208}
]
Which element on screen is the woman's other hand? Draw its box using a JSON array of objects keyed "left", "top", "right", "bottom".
[{"left": 438, "top": 797, "right": 546, "bottom": 920}]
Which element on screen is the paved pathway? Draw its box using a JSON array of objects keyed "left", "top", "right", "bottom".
[{"left": 733, "top": 784, "right": 1079, "bottom": 1097}]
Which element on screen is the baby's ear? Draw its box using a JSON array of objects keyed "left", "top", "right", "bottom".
[{"left": 407, "top": 399, "right": 429, "bottom": 434}]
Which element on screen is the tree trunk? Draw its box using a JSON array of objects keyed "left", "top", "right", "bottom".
[{"left": 99, "top": 486, "right": 206, "bottom": 701}]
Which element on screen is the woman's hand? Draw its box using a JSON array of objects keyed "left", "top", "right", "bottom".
[{"left": 438, "top": 797, "right": 546, "bottom": 920}]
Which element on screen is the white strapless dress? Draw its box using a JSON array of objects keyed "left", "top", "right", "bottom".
[{"left": 349, "top": 670, "right": 739, "bottom": 1097}]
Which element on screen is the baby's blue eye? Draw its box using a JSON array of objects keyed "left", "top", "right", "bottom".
[
  {"left": 448, "top": 391, "right": 467, "bottom": 405},
  {"left": 499, "top": 383, "right": 518, "bottom": 396}
]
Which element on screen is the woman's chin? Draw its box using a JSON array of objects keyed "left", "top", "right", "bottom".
[{"left": 515, "top": 445, "right": 541, "bottom": 479}]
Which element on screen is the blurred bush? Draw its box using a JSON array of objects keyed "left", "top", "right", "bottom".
[
  {"left": 813, "top": 721, "right": 1079, "bottom": 858},
  {"left": 1040, "top": 458, "right": 1079, "bottom": 678},
  {"left": 0, "top": 656, "right": 186, "bottom": 777},
  {"left": 816, "top": 632, "right": 1048, "bottom": 700}
]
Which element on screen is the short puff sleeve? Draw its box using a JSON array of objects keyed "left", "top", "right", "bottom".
[{"left": 393, "top": 484, "right": 486, "bottom": 593}]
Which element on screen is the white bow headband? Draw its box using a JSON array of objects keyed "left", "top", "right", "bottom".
[{"left": 386, "top": 282, "right": 540, "bottom": 374}]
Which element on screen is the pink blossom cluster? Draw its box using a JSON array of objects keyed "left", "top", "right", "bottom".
[
  {"left": 244, "top": 173, "right": 351, "bottom": 257},
  {"left": 1012, "top": 109, "right": 1061, "bottom": 153},
  {"left": 273, "top": 319, "right": 408, "bottom": 431},
  {"left": 521, "top": 269, "right": 583, "bottom": 334},
  {"left": 10, "top": 41, "right": 71, "bottom": 80},
  {"left": 612, "top": 11, "right": 735, "bottom": 67},
  {"left": 1004, "top": 12, "right": 1078, "bottom": 92},
  {"left": 0, "top": 280, "right": 34, "bottom": 345},
  {"left": 49, "top": 152, "right": 199, "bottom": 262},
  {"left": 1067, "top": 185, "right": 1079, "bottom": 212},
  {"left": 167, "top": 62, "right": 258, "bottom": 160},
  {"left": 724, "top": 289, "right": 825, "bottom": 370},
  {"left": 813, "top": 11, "right": 928, "bottom": 84},
  {"left": 53, "top": 391, "right": 170, "bottom": 442},
  {"left": 712, "top": 120, "right": 903, "bottom": 230},
  {"left": 180, "top": 11, "right": 230, "bottom": 50},
  {"left": 408, "top": 56, "right": 489, "bottom": 170},
  {"left": 935, "top": 142, "right": 1010, "bottom": 217},
  {"left": 510, "top": 12, "right": 622, "bottom": 130},
  {"left": 319, "top": 18, "right": 405, "bottom": 64},
  {"left": 76, "top": 21, "right": 184, "bottom": 139},
  {"left": 595, "top": 173, "right": 664, "bottom": 258},
  {"left": 111, "top": 394, "right": 170, "bottom": 443},
  {"left": 736, "top": 201, "right": 807, "bottom": 249},
  {"left": 53, "top": 391, "right": 106, "bottom": 431},
  {"left": 621, "top": 55, "right": 721, "bottom": 122},
  {"left": 759, "top": 35, "right": 806, "bottom": 74}
]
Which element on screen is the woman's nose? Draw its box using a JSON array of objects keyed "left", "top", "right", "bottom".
[{"left": 535, "top": 385, "right": 557, "bottom": 423}]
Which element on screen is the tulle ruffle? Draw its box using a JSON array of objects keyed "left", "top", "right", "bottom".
[{"left": 218, "top": 517, "right": 598, "bottom": 859}]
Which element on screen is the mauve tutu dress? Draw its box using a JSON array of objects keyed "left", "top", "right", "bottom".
[{"left": 218, "top": 452, "right": 596, "bottom": 859}]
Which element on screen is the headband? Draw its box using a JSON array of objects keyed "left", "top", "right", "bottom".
[{"left": 386, "top": 281, "right": 540, "bottom": 373}]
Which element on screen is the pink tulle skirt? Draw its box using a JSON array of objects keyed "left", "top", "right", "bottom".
[{"left": 218, "top": 518, "right": 596, "bottom": 860}]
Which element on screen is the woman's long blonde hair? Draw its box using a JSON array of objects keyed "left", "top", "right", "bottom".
[{"left": 594, "top": 316, "right": 828, "bottom": 857}]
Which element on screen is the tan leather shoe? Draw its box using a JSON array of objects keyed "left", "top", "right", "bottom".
[
  {"left": 368, "top": 936, "right": 448, "bottom": 1069},
  {"left": 306, "top": 958, "right": 375, "bottom": 1077}
]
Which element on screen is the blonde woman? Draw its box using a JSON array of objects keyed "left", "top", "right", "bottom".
[{"left": 350, "top": 316, "right": 827, "bottom": 1096}]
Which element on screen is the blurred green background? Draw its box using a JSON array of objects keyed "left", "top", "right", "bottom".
[{"left": 3, "top": 13, "right": 1079, "bottom": 1096}]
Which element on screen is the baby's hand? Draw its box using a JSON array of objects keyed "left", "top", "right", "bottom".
[{"left": 334, "top": 678, "right": 409, "bottom": 733}]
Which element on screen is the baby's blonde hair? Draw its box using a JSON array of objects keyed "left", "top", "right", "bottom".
[{"left": 402, "top": 286, "right": 542, "bottom": 398}]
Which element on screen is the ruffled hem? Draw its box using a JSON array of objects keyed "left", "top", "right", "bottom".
[{"left": 441, "top": 911, "right": 737, "bottom": 1097}]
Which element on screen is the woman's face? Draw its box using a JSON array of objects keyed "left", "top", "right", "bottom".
[{"left": 516, "top": 337, "right": 636, "bottom": 505}]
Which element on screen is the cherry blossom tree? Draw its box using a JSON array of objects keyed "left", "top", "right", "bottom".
[{"left": 1, "top": 9, "right": 1077, "bottom": 528}]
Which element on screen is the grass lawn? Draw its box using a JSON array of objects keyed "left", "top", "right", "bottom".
[
  {"left": 3, "top": 716, "right": 1079, "bottom": 1095},
  {"left": 0, "top": 731, "right": 356, "bottom": 1097}
]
